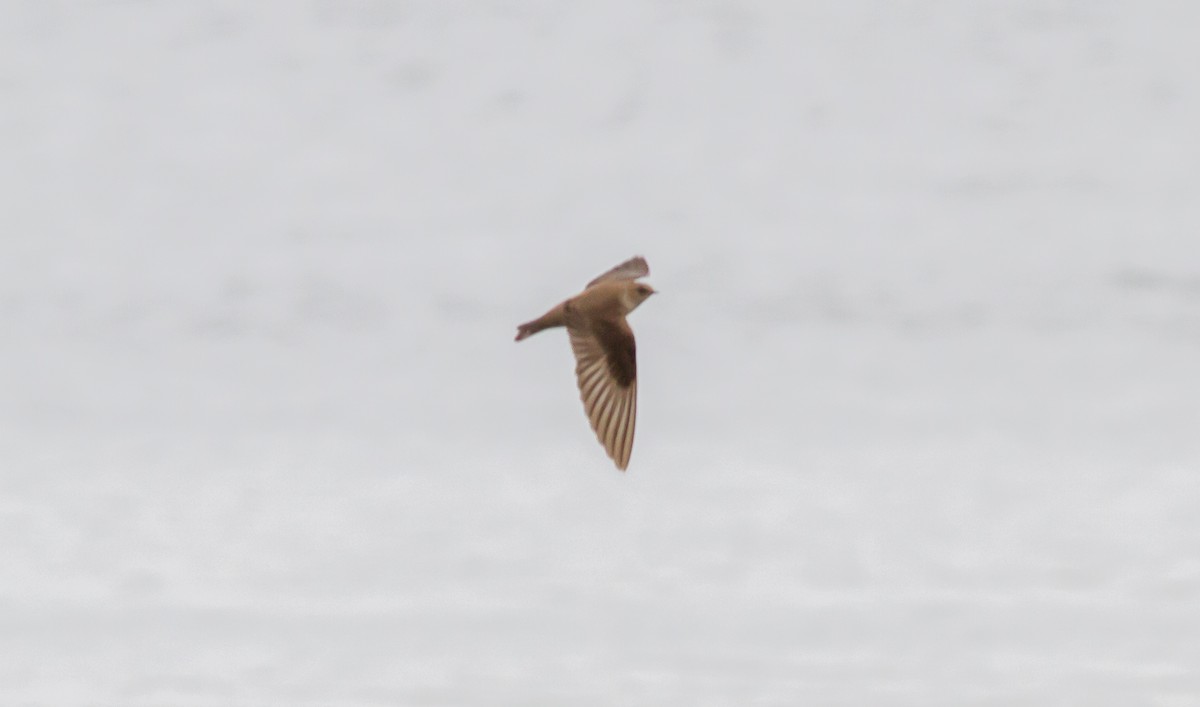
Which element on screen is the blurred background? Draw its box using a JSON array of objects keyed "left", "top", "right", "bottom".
[{"left": 2, "top": 1, "right": 1199, "bottom": 704}]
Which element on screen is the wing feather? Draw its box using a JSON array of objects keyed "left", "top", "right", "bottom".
[
  {"left": 586, "top": 256, "right": 650, "bottom": 289},
  {"left": 613, "top": 380, "right": 636, "bottom": 469},
  {"left": 567, "top": 322, "right": 639, "bottom": 471}
]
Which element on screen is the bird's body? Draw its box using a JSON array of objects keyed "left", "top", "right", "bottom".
[{"left": 515, "top": 256, "right": 655, "bottom": 470}]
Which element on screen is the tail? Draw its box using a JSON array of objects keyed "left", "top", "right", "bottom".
[
  {"left": 514, "top": 303, "right": 566, "bottom": 342},
  {"left": 515, "top": 322, "right": 537, "bottom": 341}
]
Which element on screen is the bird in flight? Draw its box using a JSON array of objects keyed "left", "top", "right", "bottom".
[{"left": 515, "top": 256, "right": 656, "bottom": 471}]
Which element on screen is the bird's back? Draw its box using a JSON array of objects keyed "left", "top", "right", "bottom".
[{"left": 569, "top": 281, "right": 634, "bottom": 324}]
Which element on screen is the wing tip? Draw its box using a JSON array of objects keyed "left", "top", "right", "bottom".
[{"left": 586, "top": 255, "right": 651, "bottom": 288}]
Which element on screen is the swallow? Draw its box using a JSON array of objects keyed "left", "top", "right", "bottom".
[{"left": 515, "top": 256, "right": 656, "bottom": 470}]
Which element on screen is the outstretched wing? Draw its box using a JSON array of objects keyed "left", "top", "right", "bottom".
[
  {"left": 586, "top": 256, "right": 649, "bottom": 289},
  {"left": 566, "top": 316, "right": 638, "bottom": 470}
]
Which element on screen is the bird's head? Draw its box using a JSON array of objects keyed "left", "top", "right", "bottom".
[{"left": 622, "top": 282, "right": 657, "bottom": 313}]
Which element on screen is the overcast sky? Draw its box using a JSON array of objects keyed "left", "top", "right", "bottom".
[{"left": 3, "top": 2, "right": 1199, "bottom": 705}]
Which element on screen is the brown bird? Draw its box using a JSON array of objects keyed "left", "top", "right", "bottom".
[{"left": 515, "top": 256, "right": 656, "bottom": 470}]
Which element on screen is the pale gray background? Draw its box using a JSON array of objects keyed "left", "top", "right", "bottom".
[{"left": 3, "top": 1, "right": 1199, "bottom": 705}]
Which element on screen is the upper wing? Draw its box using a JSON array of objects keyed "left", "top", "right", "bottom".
[
  {"left": 586, "top": 256, "right": 649, "bottom": 289},
  {"left": 566, "top": 315, "right": 638, "bottom": 470}
]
